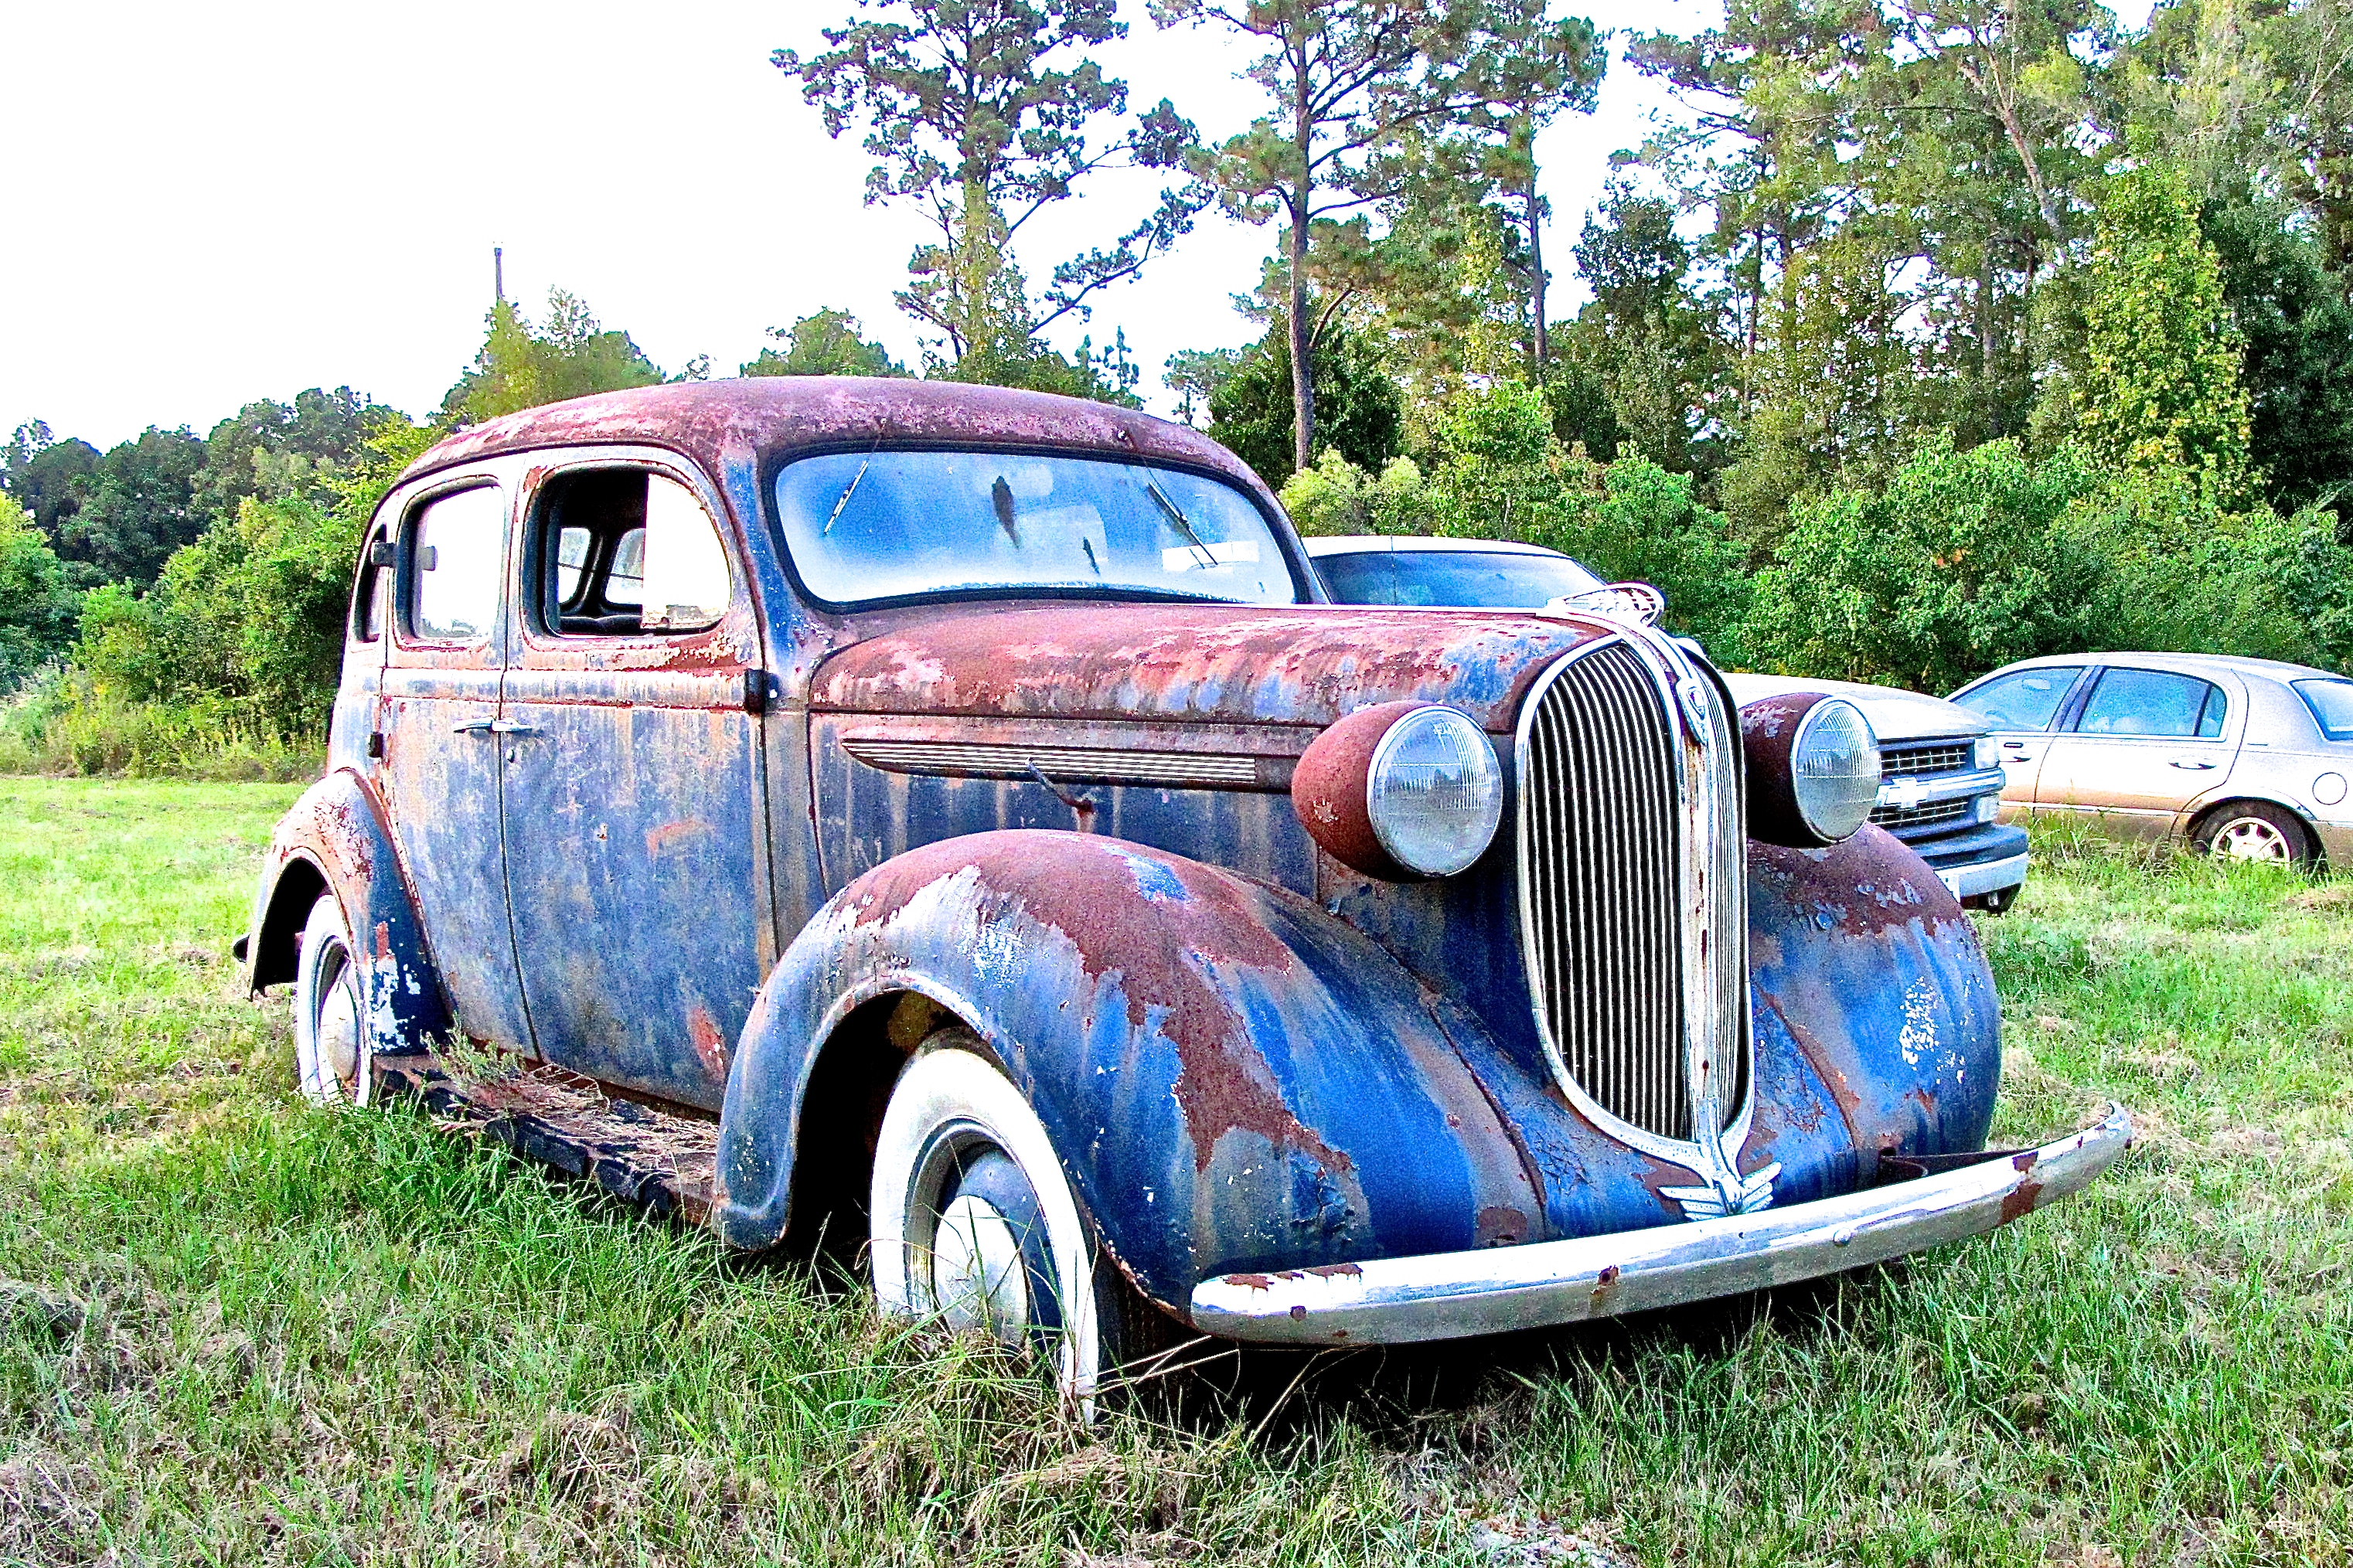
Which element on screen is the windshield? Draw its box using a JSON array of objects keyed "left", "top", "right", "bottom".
[
  {"left": 2294, "top": 678, "right": 2353, "bottom": 741},
  {"left": 775, "top": 450, "right": 1296, "bottom": 607},
  {"left": 1315, "top": 548, "right": 1606, "bottom": 609}
]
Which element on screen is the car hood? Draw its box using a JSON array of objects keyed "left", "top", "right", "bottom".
[
  {"left": 810, "top": 603, "right": 1614, "bottom": 731},
  {"left": 1721, "top": 672, "right": 1984, "bottom": 743}
]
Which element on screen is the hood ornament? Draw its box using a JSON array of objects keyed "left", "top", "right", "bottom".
[{"left": 1548, "top": 581, "right": 1667, "bottom": 628}]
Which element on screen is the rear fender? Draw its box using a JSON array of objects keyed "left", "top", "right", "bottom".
[
  {"left": 246, "top": 770, "right": 451, "bottom": 1058},
  {"left": 1746, "top": 825, "right": 2001, "bottom": 1174},
  {"left": 712, "top": 830, "right": 1544, "bottom": 1316}
]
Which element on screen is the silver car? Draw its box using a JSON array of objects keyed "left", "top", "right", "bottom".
[
  {"left": 1302, "top": 536, "right": 2028, "bottom": 910},
  {"left": 1949, "top": 653, "right": 2353, "bottom": 867}
]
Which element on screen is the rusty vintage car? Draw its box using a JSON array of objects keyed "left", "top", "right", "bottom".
[{"left": 239, "top": 379, "right": 2129, "bottom": 1400}]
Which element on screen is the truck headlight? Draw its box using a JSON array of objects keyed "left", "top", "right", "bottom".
[
  {"left": 1741, "top": 693, "right": 1882, "bottom": 848},
  {"left": 1973, "top": 734, "right": 2000, "bottom": 770},
  {"left": 1293, "top": 702, "right": 1503, "bottom": 879}
]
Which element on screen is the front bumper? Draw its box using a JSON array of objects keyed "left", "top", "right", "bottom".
[{"left": 1190, "top": 1104, "right": 2131, "bottom": 1344}]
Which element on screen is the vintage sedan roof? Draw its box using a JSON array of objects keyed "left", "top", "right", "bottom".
[
  {"left": 397, "top": 377, "right": 1272, "bottom": 498},
  {"left": 1968, "top": 649, "right": 2344, "bottom": 689}
]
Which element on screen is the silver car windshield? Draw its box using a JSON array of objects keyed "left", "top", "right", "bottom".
[
  {"left": 775, "top": 450, "right": 1296, "bottom": 607},
  {"left": 1316, "top": 549, "right": 1605, "bottom": 608},
  {"left": 2293, "top": 679, "right": 2353, "bottom": 741}
]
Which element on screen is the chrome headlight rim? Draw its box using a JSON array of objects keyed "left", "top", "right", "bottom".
[
  {"left": 1788, "top": 697, "right": 1881, "bottom": 844},
  {"left": 1365, "top": 704, "right": 1506, "bottom": 879}
]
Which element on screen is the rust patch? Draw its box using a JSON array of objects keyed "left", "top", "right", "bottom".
[
  {"left": 687, "top": 1004, "right": 730, "bottom": 1081},
  {"left": 645, "top": 819, "right": 709, "bottom": 856},
  {"left": 1749, "top": 827, "right": 1967, "bottom": 939},
  {"left": 1224, "top": 1274, "right": 1274, "bottom": 1291},
  {"left": 373, "top": 920, "right": 393, "bottom": 961},
  {"left": 838, "top": 832, "right": 1348, "bottom": 1175},
  {"left": 1302, "top": 1261, "right": 1364, "bottom": 1279},
  {"left": 1589, "top": 1262, "right": 1623, "bottom": 1312},
  {"left": 1290, "top": 1304, "right": 1307, "bottom": 1320},
  {"left": 1476, "top": 1206, "right": 1530, "bottom": 1247},
  {"left": 1291, "top": 702, "right": 1422, "bottom": 876},
  {"left": 1999, "top": 1178, "right": 2045, "bottom": 1225}
]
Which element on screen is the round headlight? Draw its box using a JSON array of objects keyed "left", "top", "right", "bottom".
[
  {"left": 1292, "top": 702, "right": 1503, "bottom": 879},
  {"left": 1741, "top": 692, "right": 1881, "bottom": 848}
]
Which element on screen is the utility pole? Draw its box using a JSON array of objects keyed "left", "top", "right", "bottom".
[{"left": 493, "top": 244, "right": 506, "bottom": 304}]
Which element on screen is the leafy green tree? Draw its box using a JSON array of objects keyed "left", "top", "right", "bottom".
[
  {"left": 1745, "top": 435, "right": 2103, "bottom": 690},
  {"left": 2063, "top": 164, "right": 2256, "bottom": 506},
  {"left": 1277, "top": 448, "right": 1440, "bottom": 535},
  {"left": 194, "top": 387, "right": 398, "bottom": 521},
  {"left": 739, "top": 309, "right": 910, "bottom": 377},
  {"left": 1542, "top": 457, "right": 1753, "bottom": 658},
  {"left": 778, "top": 0, "right": 1201, "bottom": 373},
  {"left": 1163, "top": 346, "right": 1246, "bottom": 425},
  {"left": 441, "top": 291, "right": 676, "bottom": 424},
  {"left": 1207, "top": 318, "right": 1403, "bottom": 485},
  {"left": 1158, "top": 0, "right": 1493, "bottom": 471},
  {"left": 2, "top": 423, "right": 100, "bottom": 546},
  {"left": 58, "top": 427, "right": 209, "bottom": 586},
  {"left": 2201, "top": 199, "right": 2353, "bottom": 513},
  {"left": 0, "top": 495, "right": 80, "bottom": 689}
]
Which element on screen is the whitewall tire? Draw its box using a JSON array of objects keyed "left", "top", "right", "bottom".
[
  {"left": 293, "top": 892, "right": 372, "bottom": 1107},
  {"left": 870, "top": 1031, "right": 1146, "bottom": 1405}
]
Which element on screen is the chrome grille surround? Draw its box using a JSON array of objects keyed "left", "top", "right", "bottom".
[{"left": 1514, "top": 629, "right": 1761, "bottom": 1210}]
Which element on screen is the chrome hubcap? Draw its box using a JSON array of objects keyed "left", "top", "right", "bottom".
[
  {"left": 315, "top": 945, "right": 363, "bottom": 1095},
  {"left": 931, "top": 1192, "right": 1031, "bottom": 1338},
  {"left": 2211, "top": 818, "right": 2290, "bottom": 863}
]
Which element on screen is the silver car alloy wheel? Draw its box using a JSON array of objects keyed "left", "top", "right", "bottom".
[
  {"left": 293, "top": 893, "right": 372, "bottom": 1107},
  {"left": 2208, "top": 815, "right": 2293, "bottom": 863}
]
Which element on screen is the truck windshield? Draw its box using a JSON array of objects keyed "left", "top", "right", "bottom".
[
  {"left": 1316, "top": 549, "right": 1606, "bottom": 608},
  {"left": 775, "top": 450, "right": 1296, "bottom": 607}
]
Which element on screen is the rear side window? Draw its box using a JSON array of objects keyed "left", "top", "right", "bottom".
[
  {"left": 2075, "top": 668, "right": 2225, "bottom": 738},
  {"left": 534, "top": 468, "right": 732, "bottom": 637},
  {"left": 2293, "top": 679, "right": 2353, "bottom": 741},
  {"left": 409, "top": 485, "right": 506, "bottom": 643},
  {"left": 1954, "top": 667, "right": 2079, "bottom": 731}
]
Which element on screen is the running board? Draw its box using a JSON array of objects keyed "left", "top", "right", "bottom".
[{"left": 373, "top": 1053, "right": 719, "bottom": 1226}]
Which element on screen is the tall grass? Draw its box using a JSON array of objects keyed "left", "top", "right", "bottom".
[
  {"left": 0, "top": 667, "right": 319, "bottom": 781},
  {"left": 2, "top": 781, "right": 2347, "bottom": 1563}
]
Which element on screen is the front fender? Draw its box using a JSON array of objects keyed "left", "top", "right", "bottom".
[
  {"left": 1746, "top": 825, "right": 2001, "bottom": 1172},
  {"left": 712, "top": 830, "right": 1543, "bottom": 1315},
  {"left": 246, "top": 770, "right": 451, "bottom": 1060}
]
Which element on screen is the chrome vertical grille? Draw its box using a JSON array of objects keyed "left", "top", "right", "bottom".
[
  {"left": 1518, "top": 641, "right": 1689, "bottom": 1139},
  {"left": 1517, "top": 638, "right": 1748, "bottom": 1145}
]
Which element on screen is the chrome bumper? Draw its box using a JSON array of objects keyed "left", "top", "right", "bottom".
[
  {"left": 1190, "top": 1104, "right": 2132, "bottom": 1344},
  {"left": 1936, "top": 849, "right": 2028, "bottom": 901}
]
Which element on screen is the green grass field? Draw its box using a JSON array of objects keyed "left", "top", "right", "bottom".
[{"left": 2, "top": 777, "right": 2348, "bottom": 1566}]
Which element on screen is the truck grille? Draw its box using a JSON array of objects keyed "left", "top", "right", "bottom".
[
  {"left": 1871, "top": 797, "right": 1972, "bottom": 831},
  {"left": 1517, "top": 640, "right": 1745, "bottom": 1143},
  {"left": 1881, "top": 742, "right": 1968, "bottom": 779}
]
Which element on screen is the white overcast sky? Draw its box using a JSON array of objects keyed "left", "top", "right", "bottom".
[{"left": 2, "top": 0, "right": 2150, "bottom": 450}]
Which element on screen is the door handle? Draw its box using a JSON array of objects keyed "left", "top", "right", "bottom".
[
  {"left": 451, "top": 718, "right": 492, "bottom": 734},
  {"left": 2169, "top": 758, "right": 2217, "bottom": 770},
  {"left": 2000, "top": 739, "right": 2026, "bottom": 750},
  {"left": 489, "top": 720, "right": 538, "bottom": 736}
]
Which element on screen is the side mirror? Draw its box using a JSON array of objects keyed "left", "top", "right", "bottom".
[{"left": 368, "top": 539, "right": 397, "bottom": 568}]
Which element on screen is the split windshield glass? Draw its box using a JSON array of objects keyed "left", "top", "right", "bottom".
[{"left": 774, "top": 449, "right": 1296, "bottom": 607}]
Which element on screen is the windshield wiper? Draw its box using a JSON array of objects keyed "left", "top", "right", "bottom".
[
  {"left": 1146, "top": 479, "right": 1219, "bottom": 570},
  {"left": 822, "top": 435, "right": 886, "bottom": 536}
]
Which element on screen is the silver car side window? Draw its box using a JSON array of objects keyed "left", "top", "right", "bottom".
[
  {"left": 1956, "top": 668, "right": 2080, "bottom": 730},
  {"left": 2075, "top": 669, "right": 2224, "bottom": 739}
]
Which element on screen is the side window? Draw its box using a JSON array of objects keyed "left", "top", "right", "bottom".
[
  {"left": 534, "top": 469, "right": 730, "bottom": 637},
  {"left": 1955, "top": 667, "right": 2080, "bottom": 731},
  {"left": 2074, "top": 668, "right": 2225, "bottom": 738},
  {"left": 351, "top": 526, "right": 387, "bottom": 641},
  {"left": 408, "top": 485, "right": 507, "bottom": 643}
]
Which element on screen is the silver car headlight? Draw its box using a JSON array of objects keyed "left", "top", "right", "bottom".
[
  {"left": 1292, "top": 702, "right": 1503, "bottom": 879},
  {"left": 1741, "top": 693, "right": 1882, "bottom": 848}
]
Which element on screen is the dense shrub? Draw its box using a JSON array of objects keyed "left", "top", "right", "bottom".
[
  {"left": 1744, "top": 437, "right": 2104, "bottom": 692},
  {"left": 0, "top": 495, "right": 80, "bottom": 689},
  {"left": 1532, "top": 457, "right": 1753, "bottom": 664}
]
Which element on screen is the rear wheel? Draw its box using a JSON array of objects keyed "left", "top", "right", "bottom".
[
  {"left": 869, "top": 1029, "right": 1174, "bottom": 1405},
  {"left": 2193, "top": 801, "right": 2314, "bottom": 869},
  {"left": 292, "top": 893, "right": 371, "bottom": 1107}
]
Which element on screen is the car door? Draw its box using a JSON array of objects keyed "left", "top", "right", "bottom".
[
  {"left": 1950, "top": 665, "right": 2089, "bottom": 811},
  {"left": 2031, "top": 665, "right": 2242, "bottom": 838},
  {"left": 498, "top": 455, "right": 773, "bottom": 1111},
  {"left": 379, "top": 475, "right": 533, "bottom": 1049}
]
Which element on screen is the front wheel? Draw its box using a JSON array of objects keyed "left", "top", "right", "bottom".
[
  {"left": 2193, "top": 801, "right": 2315, "bottom": 869},
  {"left": 870, "top": 1029, "right": 1171, "bottom": 1404},
  {"left": 292, "top": 893, "right": 372, "bottom": 1106}
]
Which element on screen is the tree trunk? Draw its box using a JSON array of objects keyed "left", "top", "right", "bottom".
[
  {"left": 1525, "top": 181, "right": 1548, "bottom": 375},
  {"left": 1289, "top": 56, "right": 1316, "bottom": 478}
]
